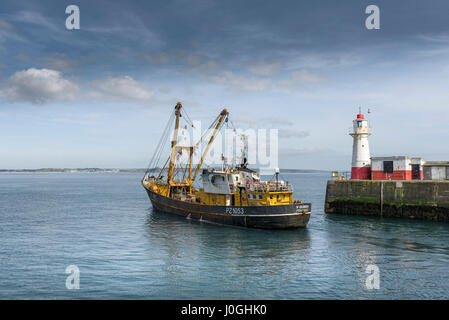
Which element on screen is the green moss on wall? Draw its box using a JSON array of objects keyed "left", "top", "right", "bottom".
[
  {"left": 335, "top": 196, "right": 379, "bottom": 203},
  {"left": 334, "top": 196, "right": 442, "bottom": 208},
  {"left": 384, "top": 199, "right": 437, "bottom": 208}
]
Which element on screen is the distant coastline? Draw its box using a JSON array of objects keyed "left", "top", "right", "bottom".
[
  {"left": 0, "top": 168, "right": 146, "bottom": 173},
  {"left": 0, "top": 168, "right": 330, "bottom": 173}
]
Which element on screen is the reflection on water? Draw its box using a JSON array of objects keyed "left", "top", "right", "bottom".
[
  {"left": 0, "top": 172, "right": 448, "bottom": 299},
  {"left": 144, "top": 208, "right": 313, "bottom": 298}
]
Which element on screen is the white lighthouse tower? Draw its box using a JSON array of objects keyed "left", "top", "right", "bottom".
[{"left": 350, "top": 110, "right": 371, "bottom": 180}]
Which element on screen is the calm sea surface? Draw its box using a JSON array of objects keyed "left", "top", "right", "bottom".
[{"left": 0, "top": 172, "right": 448, "bottom": 299}]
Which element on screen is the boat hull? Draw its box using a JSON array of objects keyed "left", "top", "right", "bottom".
[{"left": 144, "top": 187, "right": 311, "bottom": 229}]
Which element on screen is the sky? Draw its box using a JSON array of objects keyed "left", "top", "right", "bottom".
[{"left": 1, "top": 0, "right": 449, "bottom": 170}]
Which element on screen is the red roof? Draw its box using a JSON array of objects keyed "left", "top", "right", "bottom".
[{"left": 356, "top": 113, "right": 365, "bottom": 120}]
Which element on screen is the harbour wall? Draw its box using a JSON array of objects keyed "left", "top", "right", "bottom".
[{"left": 325, "top": 180, "right": 449, "bottom": 221}]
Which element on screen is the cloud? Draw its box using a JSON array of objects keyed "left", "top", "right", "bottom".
[
  {"left": 0, "top": 69, "right": 155, "bottom": 105},
  {"left": 42, "top": 53, "right": 79, "bottom": 72},
  {"left": 142, "top": 52, "right": 173, "bottom": 65},
  {"left": 209, "top": 71, "right": 271, "bottom": 92},
  {"left": 0, "top": 19, "right": 12, "bottom": 30},
  {"left": 278, "top": 129, "right": 310, "bottom": 139},
  {"left": 415, "top": 32, "right": 449, "bottom": 44},
  {"left": 142, "top": 51, "right": 221, "bottom": 75},
  {"left": 143, "top": 51, "right": 274, "bottom": 92},
  {"left": 88, "top": 76, "right": 154, "bottom": 102},
  {"left": 48, "top": 112, "right": 106, "bottom": 126},
  {"left": 0, "top": 68, "right": 79, "bottom": 104},
  {"left": 142, "top": 51, "right": 328, "bottom": 93},
  {"left": 8, "top": 11, "right": 57, "bottom": 31},
  {"left": 185, "top": 59, "right": 221, "bottom": 76},
  {"left": 279, "top": 69, "right": 327, "bottom": 91},
  {"left": 234, "top": 116, "right": 294, "bottom": 127},
  {"left": 279, "top": 147, "right": 332, "bottom": 157},
  {"left": 247, "top": 62, "right": 282, "bottom": 76},
  {"left": 0, "top": 18, "right": 26, "bottom": 44}
]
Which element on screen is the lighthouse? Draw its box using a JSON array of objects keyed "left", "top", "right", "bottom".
[{"left": 350, "top": 111, "right": 371, "bottom": 180}]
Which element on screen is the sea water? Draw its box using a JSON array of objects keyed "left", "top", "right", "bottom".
[{"left": 0, "top": 172, "right": 448, "bottom": 299}]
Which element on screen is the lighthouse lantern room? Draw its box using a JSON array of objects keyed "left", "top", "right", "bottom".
[{"left": 350, "top": 111, "right": 371, "bottom": 180}]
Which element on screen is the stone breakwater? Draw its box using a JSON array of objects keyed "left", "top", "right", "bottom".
[{"left": 325, "top": 180, "right": 449, "bottom": 221}]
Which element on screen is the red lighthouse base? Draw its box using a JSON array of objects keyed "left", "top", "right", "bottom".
[{"left": 351, "top": 167, "right": 371, "bottom": 180}]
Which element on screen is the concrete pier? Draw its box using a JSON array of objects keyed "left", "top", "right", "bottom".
[{"left": 325, "top": 180, "right": 449, "bottom": 221}]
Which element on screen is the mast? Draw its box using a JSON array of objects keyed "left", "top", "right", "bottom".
[
  {"left": 167, "top": 102, "right": 182, "bottom": 185},
  {"left": 191, "top": 108, "right": 228, "bottom": 183},
  {"left": 188, "top": 146, "right": 193, "bottom": 181}
]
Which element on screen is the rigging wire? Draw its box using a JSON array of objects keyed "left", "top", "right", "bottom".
[
  {"left": 144, "top": 104, "right": 232, "bottom": 184},
  {"left": 182, "top": 107, "right": 195, "bottom": 128},
  {"left": 144, "top": 110, "right": 175, "bottom": 178}
]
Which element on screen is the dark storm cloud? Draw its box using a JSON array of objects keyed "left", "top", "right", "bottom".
[
  {"left": 128, "top": 0, "right": 449, "bottom": 67},
  {"left": 1, "top": 0, "right": 449, "bottom": 77}
]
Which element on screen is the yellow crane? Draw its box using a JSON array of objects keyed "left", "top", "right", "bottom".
[{"left": 166, "top": 102, "right": 229, "bottom": 191}]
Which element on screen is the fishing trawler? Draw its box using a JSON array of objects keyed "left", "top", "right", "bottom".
[{"left": 142, "top": 102, "right": 311, "bottom": 229}]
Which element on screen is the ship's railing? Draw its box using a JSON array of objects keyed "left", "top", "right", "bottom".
[
  {"left": 247, "top": 183, "right": 292, "bottom": 193},
  {"left": 348, "top": 126, "right": 372, "bottom": 135}
]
